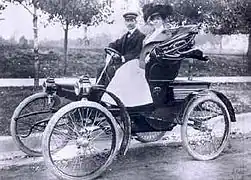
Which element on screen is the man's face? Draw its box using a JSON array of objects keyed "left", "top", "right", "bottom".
[{"left": 124, "top": 18, "right": 137, "bottom": 30}]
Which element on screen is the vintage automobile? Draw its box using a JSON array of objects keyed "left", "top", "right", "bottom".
[{"left": 11, "top": 24, "right": 236, "bottom": 180}]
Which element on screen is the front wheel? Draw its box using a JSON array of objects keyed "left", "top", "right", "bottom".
[
  {"left": 181, "top": 94, "right": 231, "bottom": 160},
  {"left": 42, "top": 101, "right": 122, "bottom": 180}
]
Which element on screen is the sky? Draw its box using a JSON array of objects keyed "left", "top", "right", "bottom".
[{"left": 0, "top": 0, "right": 141, "bottom": 41}]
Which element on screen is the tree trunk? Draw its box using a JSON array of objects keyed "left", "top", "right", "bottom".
[
  {"left": 63, "top": 21, "right": 69, "bottom": 76},
  {"left": 219, "top": 35, "right": 223, "bottom": 54},
  {"left": 247, "top": 33, "right": 251, "bottom": 74},
  {"left": 84, "top": 25, "right": 89, "bottom": 46},
  {"left": 33, "top": 6, "right": 39, "bottom": 87}
]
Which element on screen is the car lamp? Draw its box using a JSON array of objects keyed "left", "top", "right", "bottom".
[
  {"left": 74, "top": 75, "right": 92, "bottom": 97},
  {"left": 42, "top": 78, "right": 57, "bottom": 94}
]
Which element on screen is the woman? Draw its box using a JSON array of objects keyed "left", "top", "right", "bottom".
[
  {"left": 101, "top": 4, "right": 174, "bottom": 107},
  {"left": 139, "top": 3, "right": 174, "bottom": 69}
]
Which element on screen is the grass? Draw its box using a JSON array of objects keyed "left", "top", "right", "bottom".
[
  {"left": 0, "top": 87, "right": 41, "bottom": 136},
  {"left": 211, "top": 82, "right": 251, "bottom": 114},
  {"left": 179, "top": 54, "right": 249, "bottom": 77}
]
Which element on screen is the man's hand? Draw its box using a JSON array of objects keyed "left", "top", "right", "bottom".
[
  {"left": 112, "top": 53, "right": 120, "bottom": 59},
  {"left": 111, "top": 54, "right": 122, "bottom": 65}
]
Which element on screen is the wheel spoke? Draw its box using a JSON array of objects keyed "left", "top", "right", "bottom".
[{"left": 89, "top": 129, "right": 107, "bottom": 142}]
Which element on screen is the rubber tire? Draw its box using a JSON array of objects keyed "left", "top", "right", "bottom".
[
  {"left": 181, "top": 94, "right": 231, "bottom": 161},
  {"left": 10, "top": 92, "right": 60, "bottom": 157},
  {"left": 42, "top": 101, "right": 121, "bottom": 180}
]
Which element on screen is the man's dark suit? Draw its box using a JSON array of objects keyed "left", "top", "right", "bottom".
[
  {"left": 109, "top": 29, "right": 145, "bottom": 62},
  {"left": 97, "top": 29, "right": 145, "bottom": 88}
]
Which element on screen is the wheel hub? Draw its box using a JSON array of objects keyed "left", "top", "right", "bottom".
[{"left": 76, "top": 137, "right": 90, "bottom": 148}]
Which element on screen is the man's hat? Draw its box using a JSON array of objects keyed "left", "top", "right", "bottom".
[
  {"left": 142, "top": 3, "right": 173, "bottom": 22},
  {"left": 123, "top": 11, "right": 138, "bottom": 20}
]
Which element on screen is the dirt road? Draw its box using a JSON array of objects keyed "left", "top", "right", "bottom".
[{"left": 0, "top": 133, "right": 250, "bottom": 180}]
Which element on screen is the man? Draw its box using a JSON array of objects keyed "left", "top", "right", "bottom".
[
  {"left": 97, "top": 11, "right": 145, "bottom": 87},
  {"left": 109, "top": 11, "right": 145, "bottom": 62}
]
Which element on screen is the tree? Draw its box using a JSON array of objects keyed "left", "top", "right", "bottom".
[
  {"left": 173, "top": 0, "right": 251, "bottom": 73},
  {"left": 0, "top": 0, "right": 7, "bottom": 21},
  {"left": 19, "top": 35, "right": 28, "bottom": 47},
  {"left": 0, "top": 0, "right": 7, "bottom": 11},
  {"left": 171, "top": 0, "right": 251, "bottom": 72},
  {"left": 217, "top": 0, "right": 251, "bottom": 72},
  {"left": 8, "top": 0, "right": 40, "bottom": 86},
  {"left": 9, "top": 35, "right": 17, "bottom": 44},
  {"left": 37, "top": 0, "right": 114, "bottom": 75}
]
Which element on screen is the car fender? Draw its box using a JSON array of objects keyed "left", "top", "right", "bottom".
[
  {"left": 211, "top": 90, "right": 236, "bottom": 122},
  {"left": 179, "top": 89, "right": 236, "bottom": 124}
]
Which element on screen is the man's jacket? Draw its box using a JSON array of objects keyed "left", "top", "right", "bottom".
[{"left": 109, "top": 29, "right": 145, "bottom": 62}]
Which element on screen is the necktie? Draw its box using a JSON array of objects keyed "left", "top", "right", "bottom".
[{"left": 127, "top": 31, "right": 131, "bottom": 38}]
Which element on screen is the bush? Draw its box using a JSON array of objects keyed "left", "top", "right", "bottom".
[{"left": 0, "top": 45, "right": 62, "bottom": 78}]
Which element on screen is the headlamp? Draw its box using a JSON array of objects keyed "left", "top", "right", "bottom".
[
  {"left": 42, "top": 78, "right": 57, "bottom": 94},
  {"left": 74, "top": 75, "right": 92, "bottom": 96}
]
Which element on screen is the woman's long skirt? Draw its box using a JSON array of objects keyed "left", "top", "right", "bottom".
[{"left": 101, "top": 59, "right": 153, "bottom": 107}]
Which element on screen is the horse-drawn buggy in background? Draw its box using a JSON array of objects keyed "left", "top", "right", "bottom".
[{"left": 11, "top": 24, "right": 236, "bottom": 180}]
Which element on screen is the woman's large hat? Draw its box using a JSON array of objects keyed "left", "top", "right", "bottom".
[{"left": 142, "top": 3, "right": 173, "bottom": 22}]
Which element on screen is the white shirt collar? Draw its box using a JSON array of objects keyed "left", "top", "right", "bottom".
[{"left": 128, "top": 27, "right": 137, "bottom": 35}]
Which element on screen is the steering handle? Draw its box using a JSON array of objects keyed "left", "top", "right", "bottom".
[{"left": 104, "top": 47, "right": 122, "bottom": 57}]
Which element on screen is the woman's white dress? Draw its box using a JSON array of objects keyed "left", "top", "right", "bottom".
[{"left": 101, "top": 59, "right": 153, "bottom": 107}]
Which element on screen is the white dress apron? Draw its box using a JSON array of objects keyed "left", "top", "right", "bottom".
[{"left": 101, "top": 59, "right": 153, "bottom": 107}]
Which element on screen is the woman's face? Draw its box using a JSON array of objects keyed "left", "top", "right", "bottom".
[{"left": 147, "top": 14, "right": 164, "bottom": 29}]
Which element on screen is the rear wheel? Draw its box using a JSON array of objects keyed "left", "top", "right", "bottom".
[
  {"left": 42, "top": 101, "right": 121, "bottom": 180},
  {"left": 181, "top": 94, "right": 231, "bottom": 160},
  {"left": 10, "top": 92, "right": 60, "bottom": 156}
]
